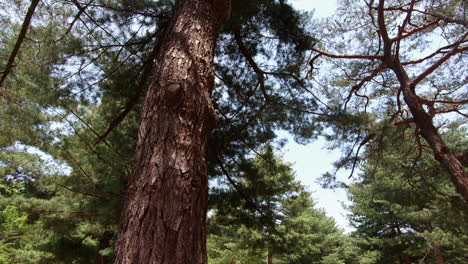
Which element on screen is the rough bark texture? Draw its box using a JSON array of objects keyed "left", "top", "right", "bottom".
[{"left": 113, "top": 1, "right": 230, "bottom": 263}]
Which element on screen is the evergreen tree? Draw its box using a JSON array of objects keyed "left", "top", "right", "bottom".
[
  {"left": 1, "top": 0, "right": 318, "bottom": 262},
  {"left": 348, "top": 125, "right": 468, "bottom": 263},
  {"left": 209, "top": 148, "right": 354, "bottom": 264}
]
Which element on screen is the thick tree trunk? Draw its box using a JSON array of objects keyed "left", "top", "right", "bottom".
[
  {"left": 113, "top": 1, "right": 230, "bottom": 263},
  {"left": 376, "top": 0, "right": 468, "bottom": 203}
]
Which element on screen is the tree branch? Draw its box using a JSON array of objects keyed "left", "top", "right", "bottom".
[
  {"left": 411, "top": 34, "right": 468, "bottom": 86},
  {"left": 0, "top": 0, "right": 41, "bottom": 88},
  {"left": 311, "top": 48, "right": 382, "bottom": 60}
]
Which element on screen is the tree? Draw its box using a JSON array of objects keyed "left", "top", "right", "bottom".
[
  {"left": 111, "top": 1, "right": 231, "bottom": 263},
  {"left": 310, "top": 0, "right": 468, "bottom": 201},
  {"left": 209, "top": 147, "right": 355, "bottom": 264},
  {"left": 0, "top": 0, "right": 323, "bottom": 262},
  {"left": 347, "top": 125, "right": 468, "bottom": 263}
]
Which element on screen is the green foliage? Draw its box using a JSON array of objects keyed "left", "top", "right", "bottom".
[
  {"left": 347, "top": 126, "right": 468, "bottom": 263},
  {"left": 1, "top": 0, "right": 466, "bottom": 262},
  {"left": 209, "top": 149, "right": 355, "bottom": 264}
]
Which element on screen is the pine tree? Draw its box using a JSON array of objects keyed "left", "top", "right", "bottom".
[
  {"left": 348, "top": 125, "right": 468, "bottom": 263},
  {"left": 1, "top": 0, "right": 318, "bottom": 262},
  {"left": 311, "top": 0, "right": 468, "bottom": 201},
  {"left": 209, "top": 147, "right": 353, "bottom": 264}
]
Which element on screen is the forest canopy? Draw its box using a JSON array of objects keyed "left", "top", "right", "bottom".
[{"left": 0, "top": 0, "right": 466, "bottom": 263}]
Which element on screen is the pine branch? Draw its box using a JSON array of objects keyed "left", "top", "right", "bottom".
[{"left": 0, "top": 0, "right": 41, "bottom": 88}]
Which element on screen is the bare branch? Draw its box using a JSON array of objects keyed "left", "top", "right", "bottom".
[
  {"left": 411, "top": 33, "right": 468, "bottom": 86},
  {"left": 402, "top": 40, "right": 467, "bottom": 65},
  {"left": 344, "top": 64, "right": 384, "bottom": 110},
  {"left": 393, "top": 19, "right": 440, "bottom": 42},
  {"left": 311, "top": 48, "right": 382, "bottom": 60},
  {"left": 95, "top": 30, "right": 163, "bottom": 144}
]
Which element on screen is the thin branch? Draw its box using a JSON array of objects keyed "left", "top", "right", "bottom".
[
  {"left": 0, "top": 0, "right": 41, "bottom": 88},
  {"left": 56, "top": 0, "right": 95, "bottom": 42},
  {"left": 344, "top": 64, "right": 384, "bottom": 110},
  {"left": 232, "top": 19, "right": 269, "bottom": 101},
  {"left": 394, "top": 0, "right": 416, "bottom": 59},
  {"left": 348, "top": 133, "right": 376, "bottom": 179},
  {"left": 43, "top": 177, "right": 113, "bottom": 201},
  {"left": 95, "top": 30, "right": 163, "bottom": 144},
  {"left": 311, "top": 48, "right": 382, "bottom": 60},
  {"left": 402, "top": 41, "right": 467, "bottom": 65},
  {"left": 216, "top": 156, "right": 269, "bottom": 219},
  {"left": 411, "top": 34, "right": 468, "bottom": 86},
  {"left": 392, "top": 19, "right": 440, "bottom": 42}
]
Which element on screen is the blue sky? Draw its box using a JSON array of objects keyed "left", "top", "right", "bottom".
[{"left": 280, "top": 0, "right": 355, "bottom": 232}]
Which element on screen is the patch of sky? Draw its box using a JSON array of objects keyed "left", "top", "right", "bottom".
[{"left": 6, "top": 141, "right": 72, "bottom": 177}]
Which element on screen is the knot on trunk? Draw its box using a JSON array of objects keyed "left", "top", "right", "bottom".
[{"left": 165, "top": 83, "right": 183, "bottom": 106}]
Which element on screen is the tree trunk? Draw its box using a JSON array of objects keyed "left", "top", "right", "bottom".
[
  {"left": 113, "top": 1, "right": 230, "bottom": 263},
  {"left": 391, "top": 62, "right": 468, "bottom": 203},
  {"left": 96, "top": 231, "right": 113, "bottom": 264},
  {"left": 376, "top": 0, "right": 468, "bottom": 203},
  {"left": 432, "top": 244, "right": 444, "bottom": 264},
  {"left": 267, "top": 248, "right": 273, "bottom": 264},
  {"left": 426, "top": 223, "right": 444, "bottom": 264}
]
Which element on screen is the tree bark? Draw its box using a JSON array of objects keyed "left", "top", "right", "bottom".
[
  {"left": 426, "top": 223, "right": 444, "bottom": 264},
  {"left": 376, "top": 0, "right": 468, "bottom": 203},
  {"left": 432, "top": 244, "right": 444, "bottom": 264},
  {"left": 113, "top": 1, "right": 230, "bottom": 263},
  {"left": 391, "top": 62, "right": 468, "bottom": 203}
]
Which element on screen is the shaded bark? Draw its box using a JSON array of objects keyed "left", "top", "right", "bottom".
[
  {"left": 95, "top": 231, "right": 113, "bottom": 264},
  {"left": 113, "top": 1, "right": 230, "bottom": 263},
  {"left": 267, "top": 249, "right": 273, "bottom": 264},
  {"left": 426, "top": 223, "right": 444, "bottom": 264}
]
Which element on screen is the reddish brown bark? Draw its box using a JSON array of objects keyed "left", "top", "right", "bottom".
[
  {"left": 376, "top": 0, "right": 468, "bottom": 203},
  {"left": 426, "top": 223, "right": 445, "bottom": 264},
  {"left": 113, "top": 1, "right": 230, "bottom": 263},
  {"left": 432, "top": 244, "right": 444, "bottom": 264}
]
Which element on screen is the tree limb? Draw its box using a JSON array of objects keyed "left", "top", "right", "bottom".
[
  {"left": 0, "top": 0, "right": 41, "bottom": 88},
  {"left": 311, "top": 48, "right": 382, "bottom": 60}
]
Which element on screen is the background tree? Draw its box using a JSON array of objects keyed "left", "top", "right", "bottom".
[
  {"left": 310, "top": 0, "right": 467, "bottom": 201},
  {"left": 209, "top": 148, "right": 357, "bottom": 264},
  {"left": 348, "top": 125, "right": 468, "bottom": 263}
]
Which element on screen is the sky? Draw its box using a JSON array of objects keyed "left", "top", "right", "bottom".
[{"left": 279, "top": 0, "right": 356, "bottom": 232}]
